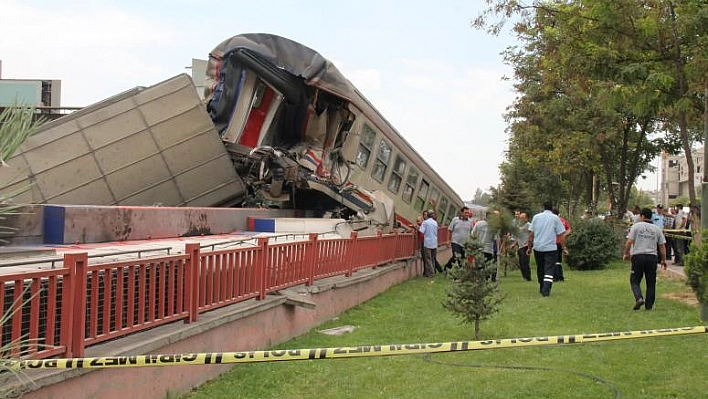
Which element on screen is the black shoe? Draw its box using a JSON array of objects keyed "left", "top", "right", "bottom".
[{"left": 633, "top": 298, "right": 645, "bottom": 310}]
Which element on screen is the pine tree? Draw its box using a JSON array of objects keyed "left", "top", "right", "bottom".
[{"left": 442, "top": 239, "right": 505, "bottom": 340}]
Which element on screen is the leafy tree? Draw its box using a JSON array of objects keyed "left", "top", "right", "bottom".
[
  {"left": 443, "top": 239, "right": 504, "bottom": 340},
  {"left": 471, "top": 188, "right": 493, "bottom": 206},
  {"left": 474, "top": 0, "right": 707, "bottom": 222},
  {"left": 486, "top": 207, "right": 519, "bottom": 277},
  {"left": 0, "top": 106, "right": 41, "bottom": 166},
  {"left": 0, "top": 105, "right": 43, "bottom": 387},
  {"left": 627, "top": 186, "right": 655, "bottom": 209},
  {"left": 0, "top": 105, "right": 44, "bottom": 242}
]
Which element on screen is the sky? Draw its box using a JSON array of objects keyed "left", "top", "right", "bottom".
[{"left": 1, "top": 0, "right": 520, "bottom": 200}]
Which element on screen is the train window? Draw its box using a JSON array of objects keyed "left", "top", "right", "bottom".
[
  {"left": 439, "top": 197, "right": 449, "bottom": 223},
  {"left": 371, "top": 139, "right": 392, "bottom": 182},
  {"left": 415, "top": 179, "right": 430, "bottom": 211},
  {"left": 447, "top": 203, "right": 457, "bottom": 224},
  {"left": 402, "top": 167, "right": 419, "bottom": 203},
  {"left": 387, "top": 155, "right": 406, "bottom": 194},
  {"left": 427, "top": 187, "right": 439, "bottom": 211},
  {"left": 355, "top": 124, "right": 377, "bottom": 169},
  {"left": 252, "top": 82, "right": 266, "bottom": 108}
]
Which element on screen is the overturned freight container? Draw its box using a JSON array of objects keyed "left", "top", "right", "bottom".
[{"left": 0, "top": 74, "right": 246, "bottom": 207}]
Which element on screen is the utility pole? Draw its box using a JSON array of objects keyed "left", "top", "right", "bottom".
[{"left": 702, "top": 78, "right": 708, "bottom": 232}]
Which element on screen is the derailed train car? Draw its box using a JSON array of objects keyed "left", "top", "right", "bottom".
[
  {"left": 0, "top": 33, "right": 463, "bottom": 232},
  {"left": 204, "top": 33, "right": 464, "bottom": 228}
]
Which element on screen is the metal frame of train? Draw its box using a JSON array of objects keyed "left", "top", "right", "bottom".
[{"left": 204, "top": 33, "right": 464, "bottom": 229}]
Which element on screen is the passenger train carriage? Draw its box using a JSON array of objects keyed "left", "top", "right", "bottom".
[{"left": 204, "top": 33, "right": 464, "bottom": 229}]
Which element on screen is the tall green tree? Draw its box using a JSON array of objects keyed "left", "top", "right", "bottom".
[{"left": 476, "top": 0, "right": 706, "bottom": 219}]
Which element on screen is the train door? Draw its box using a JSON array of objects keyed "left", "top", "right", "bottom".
[{"left": 221, "top": 70, "right": 283, "bottom": 147}]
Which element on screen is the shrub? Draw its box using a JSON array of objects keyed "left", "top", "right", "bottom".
[
  {"left": 565, "top": 219, "right": 619, "bottom": 270},
  {"left": 684, "top": 234, "right": 708, "bottom": 304}
]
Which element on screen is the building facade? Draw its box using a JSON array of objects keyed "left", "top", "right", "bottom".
[{"left": 660, "top": 148, "right": 704, "bottom": 205}]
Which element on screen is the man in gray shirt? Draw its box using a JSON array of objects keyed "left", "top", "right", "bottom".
[
  {"left": 623, "top": 207, "right": 667, "bottom": 310},
  {"left": 444, "top": 206, "right": 474, "bottom": 270},
  {"left": 512, "top": 212, "right": 532, "bottom": 281},
  {"left": 471, "top": 212, "right": 497, "bottom": 280}
]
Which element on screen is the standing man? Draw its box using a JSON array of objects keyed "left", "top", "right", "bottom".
[
  {"left": 651, "top": 204, "right": 665, "bottom": 229},
  {"left": 512, "top": 211, "right": 532, "bottom": 281},
  {"left": 444, "top": 206, "right": 474, "bottom": 270},
  {"left": 419, "top": 209, "right": 438, "bottom": 278},
  {"left": 663, "top": 207, "right": 675, "bottom": 262},
  {"left": 672, "top": 204, "right": 686, "bottom": 266},
  {"left": 630, "top": 205, "right": 641, "bottom": 224},
  {"left": 527, "top": 201, "right": 566, "bottom": 296},
  {"left": 471, "top": 212, "right": 496, "bottom": 276},
  {"left": 652, "top": 204, "right": 666, "bottom": 266},
  {"left": 622, "top": 207, "right": 667, "bottom": 310},
  {"left": 552, "top": 207, "right": 570, "bottom": 282}
]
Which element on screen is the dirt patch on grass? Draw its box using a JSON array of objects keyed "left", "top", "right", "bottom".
[
  {"left": 662, "top": 290, "right": 698, "bottom": 306},
  {"left": 657, "top": 269, "right": 699, "bottom": 305}
]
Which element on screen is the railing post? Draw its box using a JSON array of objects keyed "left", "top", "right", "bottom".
[
  {"left": 394, "top": 229, "right": 400, "bottom": 260},
  {"left": 257, "top": 237, "right": 269, "bottom": 300},
  {"left": 307, "top": 233, "right": 318, "bottom": 286},
  {"left": 346, "top": 232, "right": 357, "bottom": 277},
  {"left": 185, "top": 243, "right": 201, "bottom": 323},
  {"left": 65, "top": 252, "right": 88, "bottom": 358},
  {"left": 374, "top": 230, "right": 383, "bottom": 269}
]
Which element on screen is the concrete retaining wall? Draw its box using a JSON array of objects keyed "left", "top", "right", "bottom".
[{"left": 42, "top": 204, "right": 310, "bottom": 244}]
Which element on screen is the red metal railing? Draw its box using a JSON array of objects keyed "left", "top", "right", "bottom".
[{"left": 0, "top": 231, "right": 430, "bottom": 360}]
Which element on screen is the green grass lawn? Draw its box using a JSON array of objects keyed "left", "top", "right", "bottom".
[{"left": 181, "top": 262, "right": 707, "bottom": 399}]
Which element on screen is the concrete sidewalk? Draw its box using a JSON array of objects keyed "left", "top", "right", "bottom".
[{"left": 664, "top": 260, "right": 686, "bottom": 279}]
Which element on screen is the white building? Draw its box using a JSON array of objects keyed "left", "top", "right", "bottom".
[{"left": 660, "top": 147, "right": 704, "bottom": 205}]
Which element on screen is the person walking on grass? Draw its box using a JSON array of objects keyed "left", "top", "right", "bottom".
[
  {"left": 622, "top": 207, "right": 667, "bottom": 310},
  {"left": 552, "top": 207, "right": 570, "bottom": 282},
  {"left": 527, "top": 200, "right": 566, "bottom": 297}
]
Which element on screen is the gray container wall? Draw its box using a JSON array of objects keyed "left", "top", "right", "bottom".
[{"left": 0, "top": 74, "right": 245, "bottom": 208}]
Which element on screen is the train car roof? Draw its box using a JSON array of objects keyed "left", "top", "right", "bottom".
[{"left": 209, "top": 33, "right": 463, "bottom": 204}]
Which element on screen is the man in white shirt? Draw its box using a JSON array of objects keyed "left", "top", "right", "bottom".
[
  {"left": 527, "top": 201, "right": 566, "bottom": 296},
  {"left": 418, "top": 210, "right": 438, "bottom": 278}
]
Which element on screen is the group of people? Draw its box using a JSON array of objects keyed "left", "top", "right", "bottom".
[
  {"left": 419, "top": 198, "right": 681, "bottom": 311},
  {"left": 512, "top": 206, "right": 570, "bottom": 295},
  {"left": 418, "top": 201, "right": 572, "bottom": 297}
]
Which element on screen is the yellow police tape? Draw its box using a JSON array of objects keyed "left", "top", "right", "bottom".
[
  {"left": 6, "top": 326, "right": 706, "bottom": 371},
  {"left": 662, "top": 229, "right": 693, "bottom": 240}
]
